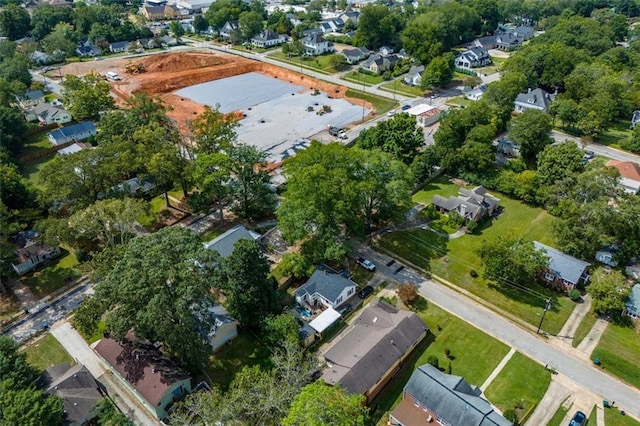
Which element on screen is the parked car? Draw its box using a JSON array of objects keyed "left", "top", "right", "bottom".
[
  {"left": 569, "top": 411, "right": 586, "bottom": 426},
  {"left": 357, "top": 257, "right": 376, "bottom": 271},
  {"left": 584, "top": 150, "right": 595, "bottom": 159},
  {"left": 338, "top": 130, "right": 348, "bottom": 140},
  {"left": 337, "top": 304, "right": 352, "bottom": 315},
  {"left": 387, "top": 110, "right": 396, "bottom": 117},
  {"left": 358, "top": 286, "right": 374, "bottom": 299},
  {"left": 328, "top": 126, "right": 342, "bottom": 137},
  {"left": 401, "top": 104, "right": 411, "bottom": 111}
]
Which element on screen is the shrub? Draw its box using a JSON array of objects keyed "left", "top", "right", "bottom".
[
  {"left": 397, "top": 282, "right": 419, "bottom": 305},
  {"left": 427, "top": 355, "right": 439, "bottom": 369},
  {"left": 466, "top": 219, "right": 478, "bottom": 233},
  {"left": 503, "top": 408, "right": 519, "bottom": 425},
  {"left": 444, "top": 348, "right": 451, "bottom": 359},
  {"left": 568, "top": 288, "right": 581, "bottom": 301},
  {"left": 423, "top": 204, "right": 441, "bottom": 221},
  {"left": 469, "top": 269, "right": 478, "bottom": 278}
]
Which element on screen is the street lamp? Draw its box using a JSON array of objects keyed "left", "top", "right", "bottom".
[{"left": 536, "top": 298, "right": 552, "bottom": 334}]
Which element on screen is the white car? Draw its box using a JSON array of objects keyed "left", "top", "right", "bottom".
[
  {"left": 387, "top": 110, "right": 396, "bottom": 117},
  {"left": 357, "top": 257, "right": 376, "bottom": 271}
]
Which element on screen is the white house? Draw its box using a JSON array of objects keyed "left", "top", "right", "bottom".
[
  {"left": 606, "top": 160, "right": 640, "bottom": 195},
  {"left": 203, "top": 225, "right": 261, "bottom": 258},
  {"left": 48, "top": 122, "right": 97, "bottom": 146},
  {"left": 16, "top": 90, "right": 45, "bottom": 109},
  {"left": 455, "top": 47, "right": 491, "bottom": 69},
  {"left": 27, "top": 103, "right": 72, "bottom": 125},
  {"left": 341, "top": 47, "right": 370, "bottom": 64},
  {"left": 624, "top": 284, "right": 640, "bottom": 319},
  {"left": 302, "top": 33, "right": 334, "bottom": 55},
  {"left": 11, "top": 230, "right": 62, "bottom": 276},
  {"left": 220, "top": 20, "right": 240, "bottom": 42},
  {"left": 294, "top": 269, "right": 356, "bottom": 310},
  {"left": 109, "top": 41, "right": 130, "bottom": 53},
  {"left": 404, "top": 65, "right": 424, "bottom": 86},
  {"left": 514, "top": 88, "right": 554, "bottom": 113},
  {"left": 205, "top": 304, "right": 238, "bottom": 351},
  {"left": 251, "top": 30, "right": 285, "bottom": 48}
]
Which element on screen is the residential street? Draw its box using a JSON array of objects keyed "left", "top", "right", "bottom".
[
  {"left": 551, "top": 130, "right": 640, "bottom": 164},
  {"left": 353, "top": 243, "right": 640, "bottom": 421}
]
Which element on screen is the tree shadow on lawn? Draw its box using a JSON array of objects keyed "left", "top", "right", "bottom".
[
  {"left": 22, "top": 248, "right": 79, "bottom": 299},
  {"left": 488, "top": 279, "right": 564, "bottom": 314}
]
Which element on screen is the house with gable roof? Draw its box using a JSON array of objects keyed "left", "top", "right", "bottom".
[
  {"left": 220, "top": 20, "right": 241, "bottom": 42},
  {"left": 302, "top": 33, "right": 334, "bottom": 55},
  {"left": 606, "top": 160, "right": 640, "bottom": 195},
  {"left": 251, "top": 30, "right": 286, "bottom": 48},
  {"left": 16, "top": 90, "right": 45, "bottom": 109},
  {"left": 40, "top": 363, "right": 103, "bottom": 426},
  {"left": 390, "top": 364, "right": 512, "bottom": 426},
  {"left": 455, "top": 47, "right": 491, "bottom": 69},
  {"left": 94, "top": 337, "right": 192, "bottom": 421},
  {"left": 496, "top": 31, "right": 522, "bottom": 51},
  {"left": 404, "top": 65, "right": 425, "bottom": 86},
  {"left": 321, "top": 301, "right": 428, "bottom": 403},
  {"left": 361, "top": 54, "right": 400, "bottom": 75},
  {"left": 203, "top": 224, "right": 261, "bottom": 258},
  {"left": 294, "top": 268, "right": 356, "bottom": 310},
  {"left": 27, "top": 103, "right": 72, "bottom": 125},
  {"left": 109, "top": 41, "right": 130, "bottom": 53},
  {"left": 341, "top": 47, "right": 370, "bottom": 64},
  {"left": 514, "top": 88, "right": 555, "bottom": 113},
  {"left": 48, "top": 122, "right": 97, "bottom": 146},
  {"left": 533, "top": 241, "right": 590, "bottom": 291},
  {"left": 431, "top": 186, "right": 500, "bottom": 224},
  {"left": 624, "top": 284, "right": 640, "bottom": 319}
]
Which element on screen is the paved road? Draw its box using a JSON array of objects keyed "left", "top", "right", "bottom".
[
  {"left": 551, "top": 130, "right": 640, "bottom": 164},
  {"left": 51, "top": 321, "right": 161, "bottom": 426},
  {"left": 2, "top": 280, "right": 94, "bottom": 344},
  {"left": 353, "top": 243, "right": 640, "bottom": 421}
]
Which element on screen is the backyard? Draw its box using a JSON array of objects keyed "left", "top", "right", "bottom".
[
  {"left": 343, "top": 71, "right": 384, "bottom": 86},
  {"left": 592, "top": 321, "right": 640, "bottom": 390},
  {"left": 22, "top": 333, "right": 73, "bottom": 372},
  {"left": 22, "top": 248, "right": 80, "bottom": 298},
  {"left": 269, "top": 51, "right": 334, "bottom": 74},
  {"left": 484, "top": 351, "right": 551, "bottom": 424},
  {"left": 369, "top": 299, "right": 510, "bottom": 425},
  {"left": 204, "top": 333, "right": 271, "bottom": 389},
  {"left": 21, "top": 153, "right": 54, "bottom": 191},
  {"left": 378, "top": 177, "right": 574, "bottom": 334}
]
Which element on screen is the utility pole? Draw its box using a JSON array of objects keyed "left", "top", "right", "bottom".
[{"left": 536, "top": 298, "right": 552, "bottom": 334}]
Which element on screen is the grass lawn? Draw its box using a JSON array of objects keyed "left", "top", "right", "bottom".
[
  {"left": 200, "top": 226, "right": 225, "bottom": 243},
  {"left": 380, "top": 177, "right": 573, "bottom": 334},
  {"left": 21, "top": 154, "right": 55, "bottom": 190},
  {"left": 21, "top": 132, "right": 53, "bottom": 156},
  {"left": 343, "top": 71, "right": 383, "bottom": 86},
  {"left": 446, "top": 96, "right": 475, "bottom": 108},
  {"left": 484, "top": 352, "right": 551, "bottom": 423},
  {"left": 572, "top": 312, "right": 598, "bottom": 348},
  {"left": 368, "top": 300, "right": 509, "bottom": 425},
  {"left": 345, "top": 88, "right": 396, "bottom": 115},
  {"left": 547, "top": 399, "right": 570, "bottom": 426},
  {"left": 588, "top": 406, "right": 597, "bottom": 425},
  {"left": 380, "top": 79, "right": 424, "bottom": 97},
  {"left": 23, "top": 334, "right": 73, "bottom": 372},
  {"left": 22, "top": 248, "right": 80, "bottom": 298},
  {"left": 204, "top": 333, "right": 271, "bottom": 389},
  {"left": 268, "top": 52, "right": 333, "bottom": 74},
  {"left": 0, "top": 293, "right": 20, "bottom": 325},
  {"left": 594, "top": 120, "right": 632, "bottom": 150},
  {"left": 605, "top": 408, "right": 640, "bottom": 426},
  {"left": 80, "top": 319, "right": 108, "bottom": 344},
  {"left": 592, "top": 322, "right": 640, "bottom": 389},
  {"left": 347, "top": 257, "right": 375, "bottom": 286}
]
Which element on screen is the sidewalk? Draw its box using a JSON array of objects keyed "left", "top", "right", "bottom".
[{"left": 480, "top": 347, "right": 516, "bottom": 392}]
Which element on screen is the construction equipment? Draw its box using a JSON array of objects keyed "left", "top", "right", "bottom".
[{"left": 124, "top": 63, "right": 146, "bottom": 74}]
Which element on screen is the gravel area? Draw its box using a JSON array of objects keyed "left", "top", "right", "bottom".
[{"left": 176, "top": 73, "right": 369, "bottom": 162}]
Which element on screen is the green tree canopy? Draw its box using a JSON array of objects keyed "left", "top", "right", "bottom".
[
  {"left": 477, "top": 235, "right": 549, "bottom": 287},
  {"left": 357, "top": 112, "right": 424, "bottom": 164},
  {"left": 62, "top": 73, "right": 115, "bottom": 120},
  {"left": 90, "top": 227, "right": 221, "bottom": 370},
  {"left": 587, "top": 268, "right": 630, "bottom": 316},
  {"left": 0, "top": 4, "right": 31, "bottom": 40},
  {"left": 508, "top": 109, "right": 553, "bottom": 164},
  {"left": 536, "top": 142, "right": 584, "bottom": 186},
  {"left": 282, "top": 382, "right": 368, "bottom": 426},
  {"left": 421, "top": 53, "right": 455, "bottom": 90}
]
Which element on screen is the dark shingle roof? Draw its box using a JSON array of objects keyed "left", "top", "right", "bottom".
[
  {"left": 322, "top": 303, "right": 427, "bottom": 395},
  {"left": 514, "top": 88, "right": 553, "bottom": 110},
  {"left": 404, "top": 364, "right": 512, "bottom": 426},
  {"left": 626, "top": 284, "right": 640, "bottom": 316},
  {"left": 294, "top": 269, "right": 356, "bottom": 304}
]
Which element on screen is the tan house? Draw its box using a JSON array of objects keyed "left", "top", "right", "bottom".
[
  {"left": 142, "top": 4, "right": 178, "bottom": 20},
  {"left": 94, "top": 338, "right": 192, "bottom": 421},
  {"left": 321, "top": 302, "right": 428, "bottom": 403}
]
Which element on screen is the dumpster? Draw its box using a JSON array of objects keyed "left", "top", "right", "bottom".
[{"left": 593, "top": 358, "right": 601, "bottom": 366}]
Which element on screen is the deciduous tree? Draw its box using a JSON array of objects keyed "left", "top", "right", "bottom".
[
  {"left": 477, "top": 235, "right": 549, "bottom": 287},
  {"left": 357, "top": 113, "right": 424, "bottom": 164},
  {"left": 0, "top": 4, "right": 31, "bottom": 40},
  {"left": 508, "top": 109, "right": 553, "bottom": 164},
  {"left": 536, "top": 142, "right": 584, "bottom": 186},
  {"left": 587, "top": 268, "right": 630, "bottom": 316},
  {"left": 62, "top": 73, "right": 115, "bottom": 120}
]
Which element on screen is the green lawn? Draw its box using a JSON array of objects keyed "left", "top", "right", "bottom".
[
  {"left": 23, "top": 334, "right": 73, "bottom": 372},
  {"left": 605, "top": 408, "right": 640, "bottom": 426},
  {"left": 345, "top": 88, "right": 396, "bottom": 115},
  {"left": 572, "top": 312, "right": 598, "bottom": 348},
  {"left": 347, "top": 257, "right": 375, "bottom": 286},
  {"left": 343, "top": 71, "right": 383, "bottom": 86},
  {"left": 588, "top": 406, "right": 597, "bottom": 425},
  {"left": 592, "top": 322, "right": 640, "bottom": 389},
  {"left": 21, "top": 132, "right": 53, "bottom": 156},
  {"left": 594, "top": 120, "right": 632, "bottom": 150},
  {"left": 548, "top": 399, "right": 570, "bottom": 426},
  {"left": 484, "top": 352, "right": 551, "bottom": 423},
  {"left": 379, "top": 177, "right": 573, "bottom": 334},
  {"left": 81, "top": 319, "right": 108, "bottom": 344},
  {"left": 21, "top": 154, "right": 55, "bottom": 190},
  {"left": 268, "top": 52, "right": 334, "bottom": 74},
  {"left": 200, "top": 227, "right": 225, "bottom": 243},
  {"left": 380, "top": 79, "right": 424, "bottom": 97},
  {"left": 446, "top": 96, "right": 475, "bottom": 108},
  {"left": 204, "top": 333, "right": 271, "bottom": 390},
  {"left": 22, "top": 248, "right": 80, "bottom": 298},
  {"left": 368, "top": 300, "right": 509, "bottom": 425}
]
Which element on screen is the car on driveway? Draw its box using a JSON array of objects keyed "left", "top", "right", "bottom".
[
  {"left": 584, "top": 150, "right": 595, "bottom": 159},
  {"left": 358, "top": 286, "right": 374, "bottom": 299},
  {"left": 569, "top": 411, "right": 586, "bottom": 426},
  {"left": 337, "top": 304, "right": 352, "bottom": 315},
  {"left": 357, "top": 257, "right": 376, "bottom": 271}
]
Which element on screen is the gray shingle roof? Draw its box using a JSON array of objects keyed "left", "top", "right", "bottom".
[
  {"left": 625, "top": 284, "right": 640, "bottom": 316},
  {"left": 404, "top": 364, "right": 512, "bottom": 426},
  {"left": 533, "top": 241, "right": 590, "bottom": 285},
  {"left": 322, "top": 303, "right": 427, "bottom": 395},
  {"left": 203, "top": 225, "right": 260, "bottom": 258},
  {"left": 514, "top": 88, "right": 553, "bottom": 110},
  {"left": 294, "top": 269, "right": 355, "bottom": 304},
  {"left": 48, "top": 121, "right": 97, "bottom": 143}
]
